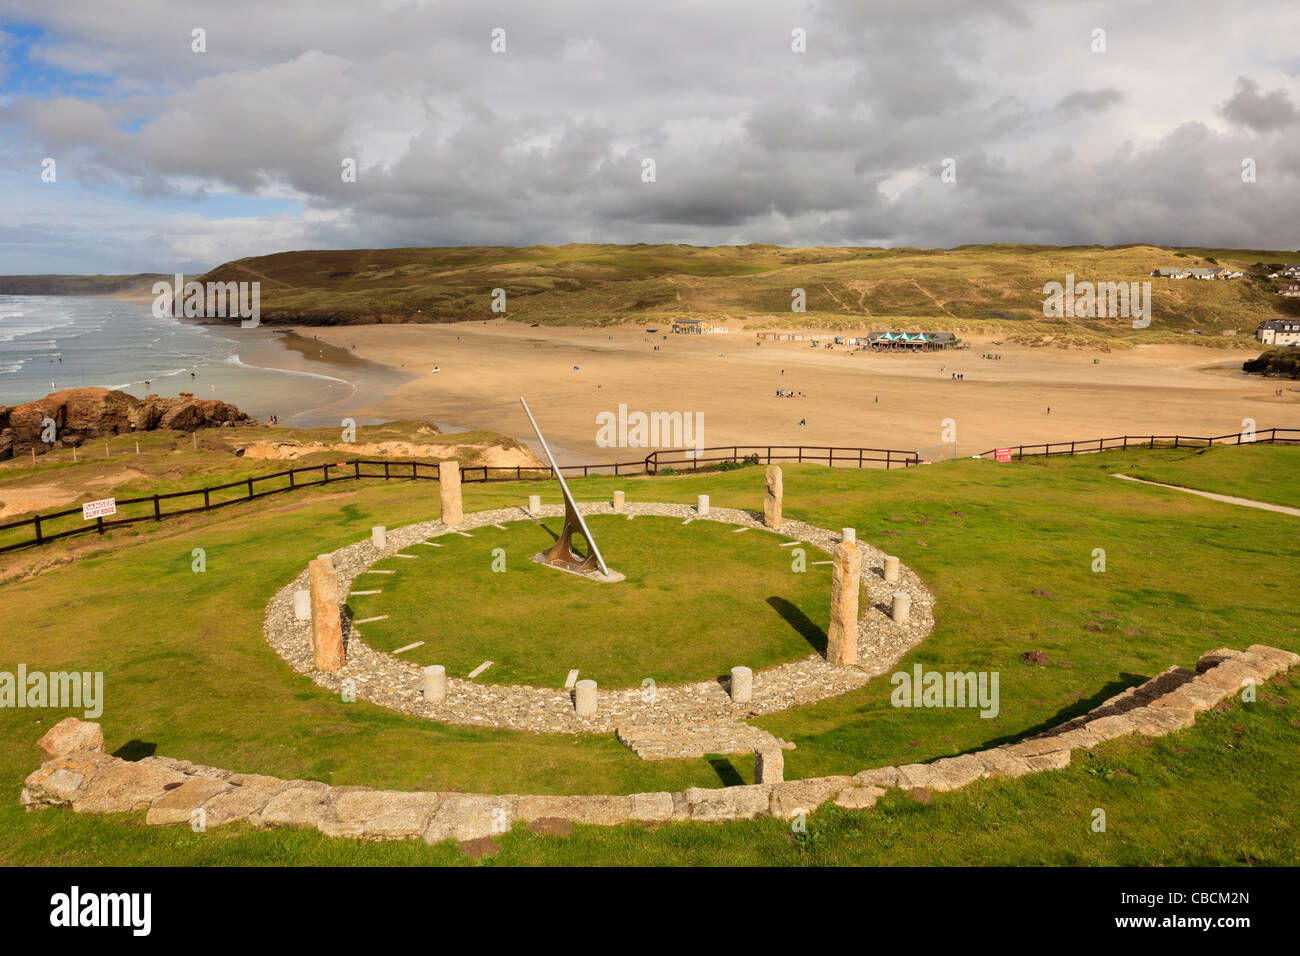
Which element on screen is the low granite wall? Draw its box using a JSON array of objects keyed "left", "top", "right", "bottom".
[{"left": 21, "top": 644, "right": 1296, "bottom": 848}]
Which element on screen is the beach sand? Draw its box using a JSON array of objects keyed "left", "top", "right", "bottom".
[{"left": 237, "top": 321, "right": 1296, "bottom": 464}]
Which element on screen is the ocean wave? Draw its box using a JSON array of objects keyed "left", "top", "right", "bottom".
[{"left": 225, "top": 352, "right": 351, "bottom": 386}]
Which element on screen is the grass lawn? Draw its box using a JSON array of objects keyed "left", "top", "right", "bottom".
[
  {"left": 1, "top": 446, "right": 1297, "bottom": 865},
  {"left": 1119, "top": 443, "right": 1300, "bottom": 507},
  {"left": 354, "top": 514, "right": 830, "bottom": 686}
]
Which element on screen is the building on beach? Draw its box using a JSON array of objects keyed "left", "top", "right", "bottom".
[
  {"left": 1257, "top": 319, "right": 1300, "bottom": 346},
  {"left": 671, "top": 318, "right": 729, "bottom": 334},
  {"left": 867, "top": 331, "right": 960, "bottom": 350}
]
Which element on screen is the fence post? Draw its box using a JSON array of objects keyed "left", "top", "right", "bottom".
[
  {"left": 153, "top": 495, "right": 160, "bottom": 521},
  {"left": 96, "top": 515, "right": 104, "bottom": 535},
  {"left": 384, "top": 461, "right": 390, "bottom": 479},
  {"left": 289, "top": 468, "right": 295, "bottom": 489},
  {"left": 33, "top": 514, "right": 42, "bottom": 544},
  {"left": 354, "top": 461, "right": 360, "bottom": 480},
  {"left": 247, "top": 478, "right": 254, "bottom": 500},
  {"left": 1122, "top": 436, "right": 1128, "bottom": 450},
  {"left": 203, "top": 489, "right": 210, "bottom": 509},
  {"left": 1173, "top": 435, "right": 1179, "bottom": 449}
]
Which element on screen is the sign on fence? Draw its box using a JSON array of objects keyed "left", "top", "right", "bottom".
[
  {"left": 995, "top": 448, "right": 1013, "bottom": 463},
  {"left": 82, "top": 498, "right": 117, "bottom": 520}
]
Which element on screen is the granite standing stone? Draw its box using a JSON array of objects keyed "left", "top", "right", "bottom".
[
  {"left": 764, "top": 465, "right": 783, "bottom": 529},
  {"left": 826, "top": 540, "right": 863, "bottom": 666},
  {"left": 439, "top": 460, "right": 463, "bottom": 526},
  {"left": 309, "top": 558, "right": 345, "bottom": 671}
]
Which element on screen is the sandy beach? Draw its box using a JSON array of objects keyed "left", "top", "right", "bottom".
[{"left": 234, "top": 321, "right": 1300, "bottom": 464}]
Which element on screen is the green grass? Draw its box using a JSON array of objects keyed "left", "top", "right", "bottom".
[
  {"left": 355, "top": 514, "right": 830, "bottom": 686},
  {"left": 1, "top": 446, "right": 1297, "bottom": 865},
  {"left": 1119, "top": 443, "right": 1300, "bottom": 508}
]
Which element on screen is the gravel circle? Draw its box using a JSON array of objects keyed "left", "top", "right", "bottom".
[{"left": 262, "top": 501, "right": 937, "bottom": 734}]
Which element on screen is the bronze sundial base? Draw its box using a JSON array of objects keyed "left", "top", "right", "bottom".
[{"left": 532, "top": 496, "right": 625, "bottom": 582}]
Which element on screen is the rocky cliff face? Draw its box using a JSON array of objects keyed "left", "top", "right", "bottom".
[{"left": 0, "top": 387, "right": 253, "bottom": 460}]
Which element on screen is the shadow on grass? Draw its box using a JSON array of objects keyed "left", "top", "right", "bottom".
[
  {"left": 114, "top": 740, "right": 157, "bottom": 761},
  {"left": 961, "top": 673, "right": 1151, "bottom": 752},
  {"left": 767, "top": 596, "right": 827, "bottom": 655},
  {"left": 707, "top": 756, "right": 744, "bottom": 787}
]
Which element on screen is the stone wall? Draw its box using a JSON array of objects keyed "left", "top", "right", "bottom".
[{"left": 21, "top": 644, "right": 1296, "bottom": 849}]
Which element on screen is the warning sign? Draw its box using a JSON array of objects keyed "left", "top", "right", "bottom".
[
  {"left": 82, "top": 498, "right": 117, "bottom": 520},
  {"left": 995, "top": 448, "right": 1013, "bottom": 463}
]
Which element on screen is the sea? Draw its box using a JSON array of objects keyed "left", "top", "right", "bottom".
[{"left": 0, "top": 295, "right": 370, "bottom": 425}]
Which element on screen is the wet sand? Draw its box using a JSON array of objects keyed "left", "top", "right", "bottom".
[{"left": 236, "top": 320, "right": 1296, "bottom": 463}]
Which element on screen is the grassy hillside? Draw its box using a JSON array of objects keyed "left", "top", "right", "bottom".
[
  {"left": 0, "top": 274, "right": 169, "bottom": 298},
  {"left": 1, "top": 446, "right": 1297, "bottom": 864},
  {"left": 189, "top": 243, "right": 1300, "bottom": 345}
]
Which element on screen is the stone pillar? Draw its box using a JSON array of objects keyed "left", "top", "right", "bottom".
[
  {"left": 612, "top": 490, "right": 625, "bottom": 511},
  {"left": 574, "top": 679, "right": 598, "bottom": 717},
  {"left": 317, "top": 553, "right": 334, "bottom": 567},
  {"left": 754, "top": 744, "right": 784, "bottom": 784},
  {"left": 371, "top": 525, "right": 386, "bottom": 549},
  {"left": 883, "top": 555, "right": 900, "bottom": 583},
  {"left": 308, "top": 558, "right": 344, "bottom": 671},
  {"left": 439, "top": 460, "right": 463, "bottom": 526},
  {"left": 764, "top": 465, "right": 783, "bottom": 529},
  {"left": 423, "top": 664, "right": 446, "bottom": 703},
  {"left": 528, "top": 494, "right": 541, "bottom": 515},
  {"left": 293, "top": 589, "right": 311, "bottom": 621},
  {"left": 826, "top": 540, "right": 863, "bottom": 666},
  {"left": 841, "top": 527, "right": 855, "bottom": 543},
  {"left": 697, "top": 494, "right": 710, "bottom": 516},
  {"left": 891, "top": 592, "right": 911, "bottom": 624},
  {"left": 730, "top": 665, "right": 752, "bottom": 703}
]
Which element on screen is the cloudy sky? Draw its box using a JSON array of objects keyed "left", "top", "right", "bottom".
[{"left": 1, "top": 0, "right": 1298, "bottom": 274}]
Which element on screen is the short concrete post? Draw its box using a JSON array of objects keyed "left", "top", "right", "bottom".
[
  {"left": 827, "top": 540, "right": 863, "bottom": 666},
  {"left": 308, "top": 558, "right": 344, "bottom": 671},
  {"left": 891, "top": 591, "right": 911, "bottom": 624},
  {"left": 730, "top": 665, "right": 753, "bottom": 703},
  {"left": 371, "top": 525, "right": 386, "bottom": 549},
  {"left": 528, "top": 494, "right": 541, "bottom": 515},
  {"left": 293, "top": 589, "right": 311, "bottom": 621},
  {"left": 841, "top": 527, "right": 856, "bottom": 543},
  {"left": 439, "top": 459, "right": 463, "bottom": 526},
  {"left": 883, "top": 555, "right": 900, "bottom": 583},
  {"left": 697, "top": 494, "right": 710, "bottom": 516},
  {"left": 574, "top": 679, "right": 598, "bottom": 717},
  {"left": 764, "top": 465, "right": 783, "bottom": 529},
  {"left": 754, "top": 744, "right": 784, "bottom": 784},
  {"left": 423, "top": 664, "right": 446, "bottom": 703},
  {"left": 612, "top": 490, "right": 625, "bottom": 511}
]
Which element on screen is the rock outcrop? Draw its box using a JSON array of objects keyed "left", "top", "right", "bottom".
[{"left": 0, "top": 387, "right": 253, "bottom": 460}]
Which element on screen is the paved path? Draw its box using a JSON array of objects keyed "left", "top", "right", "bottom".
[{"left": 1112, "top": 474, "right": 1300, "bottom": 517}]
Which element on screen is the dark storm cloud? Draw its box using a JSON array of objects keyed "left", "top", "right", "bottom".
[{"left": 0, "top": 0, "right": 1297, "bottom": 272}]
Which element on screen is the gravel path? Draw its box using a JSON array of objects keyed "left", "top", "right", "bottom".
[
  {"left": 262, "top": 500, "right": 937, "bottom": 735},
  {"left": 1112, "top": 473, "right": 1300, "bottom": 517}
]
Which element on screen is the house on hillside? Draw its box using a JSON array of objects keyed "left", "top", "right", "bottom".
[
  {"left": 1278, "top": 284, "right": 1300, "bottom": 298},
  {"left": 1257, "top": 319, "right": 1300, "bottom": 346},
  {"left": 1151, "top": 267, "right": 1238, "bottom": 279}
]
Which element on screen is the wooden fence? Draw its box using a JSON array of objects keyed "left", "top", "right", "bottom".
[
  {"left": 975, "top": 427, "right": 1300, "bottom": 460},
  {"left": 0, "top": 442, "right": 916, "bottom": 555}
]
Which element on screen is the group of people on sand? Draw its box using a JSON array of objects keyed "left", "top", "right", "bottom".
[
  {"left": 981, "top": 353, "right": 1002, "bottom": 360},
  {"left": 950, "top": 372, "right": 965, "bottom": 380},
  {"left": 776, "top": 389, "right": 806, "bottom": 398}
]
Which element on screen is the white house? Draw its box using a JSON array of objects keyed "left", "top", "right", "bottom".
[{"left": 1257, "top": 319, "right": 1300, "bottom": 346}]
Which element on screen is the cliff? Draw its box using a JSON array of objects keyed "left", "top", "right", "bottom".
[{"left": 0, "top": 388, "right": 254, "bottom": 460}]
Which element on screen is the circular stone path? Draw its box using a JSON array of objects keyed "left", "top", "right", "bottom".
[{"left": 263, "top": 501, "right": 936, "bottom": 734}]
